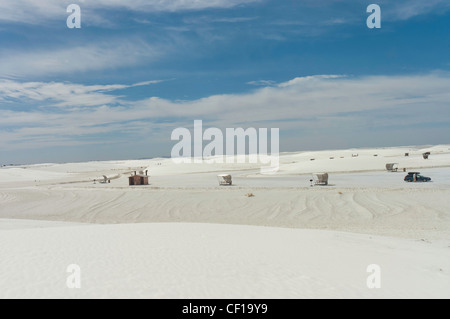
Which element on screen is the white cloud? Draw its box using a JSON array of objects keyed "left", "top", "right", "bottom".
[
  {"left": 183, "top": 15, "right": 258, "bottom": 25},
  {"left": 385, "top": 0, "right": 450, "bottom": 21},
  {"left": 0, "top": 79, "right": 162, "bottom": 108},
  {"left": 0, "top": 41, "right": 163, "bottom": 78},
  {"left": 247, "top": 80, "right": 276, "bottom": 86},
  {"left": 0, "top": 0, "right": 65, "bottom": 24},
  {"left": 1, "top": 0, "right": 448, "bottom": 29},
  {"left": 0, "top": 0, "right": 261, "bottom": 25},
  {"left": 1, "top": 72, "right": 450, "bottom": 154}
]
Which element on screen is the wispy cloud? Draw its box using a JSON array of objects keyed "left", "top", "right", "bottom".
[
  {"left": 383, "top": 0, "right": 450, "bottom": 21},
  {"left": 1, "top": 0, "right": 448, "bottom": 31},
  {"left": 0, "top": 80, "right": 163, "bottom": 108},
  {"left": 0, "top": 40, "right": 164, "bottom": 78},
  {"left": 247, "top": 80, "right": 276, "bottom": 86},
  {"left": 0, "top": 0, "right": 262, "bottom": 25},
  {"left": 183, "top": 15, "right": 258, "bottom": 25},
  {"left": 1, "top": 73, "right": 450, "bottom": 154}
]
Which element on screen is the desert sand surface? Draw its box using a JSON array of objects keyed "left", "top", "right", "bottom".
[{"left": 0, "top": 145, "right": 449, "bottom": 298}]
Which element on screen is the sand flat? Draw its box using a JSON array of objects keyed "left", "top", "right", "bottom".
[
  {"left": 0, "top": 222, "right": 449, "bottom": 299},
  {"left": 1, "top": 145, "right": 450, "bottom": 298}
]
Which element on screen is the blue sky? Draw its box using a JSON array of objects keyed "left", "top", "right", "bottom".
[{"left": 0, "top": 0, "right": 450, "bottom": 164}]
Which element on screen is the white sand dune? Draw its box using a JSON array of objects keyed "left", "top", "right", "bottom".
[
  {"left": 1, "top": 186, "right": 449, "bottom": 239},
  {"left": 0, "top": 222, "right": 449, "bottom": 299},
  {"left": 1, "top": 145, "right": 450, "bottom": 298}
]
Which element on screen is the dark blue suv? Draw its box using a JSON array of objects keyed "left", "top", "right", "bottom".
[{"left": 404, "top": 172, "right": 431, "bottom": 182}]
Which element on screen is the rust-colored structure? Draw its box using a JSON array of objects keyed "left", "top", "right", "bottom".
[{"left": 128, "top": 171, "right": 149, "bottom": 186}]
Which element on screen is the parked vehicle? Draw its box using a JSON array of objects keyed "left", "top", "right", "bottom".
[{"left": 404, "top": 172, "right": 431, "bottom": 182}]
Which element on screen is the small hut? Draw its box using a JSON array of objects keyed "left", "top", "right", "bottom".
[
  {"left": 217, "top": 174, "right": 232, "bottom": 186},
  {"left": 129, "top": 170, "right": 149, "bottom": 186},
  {"left": 385, "top": 163, "right": 399, "bottom": 172},
  {"left": 312, "top": 173, "right": 328, "bottom": 186},
  {"left": 423, "top": 152, "right": 430, "bottom": 159}
]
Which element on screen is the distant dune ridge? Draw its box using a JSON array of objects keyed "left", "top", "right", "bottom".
[{"left": 0, "top": 145, "right": 449, "bottom": 298}]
